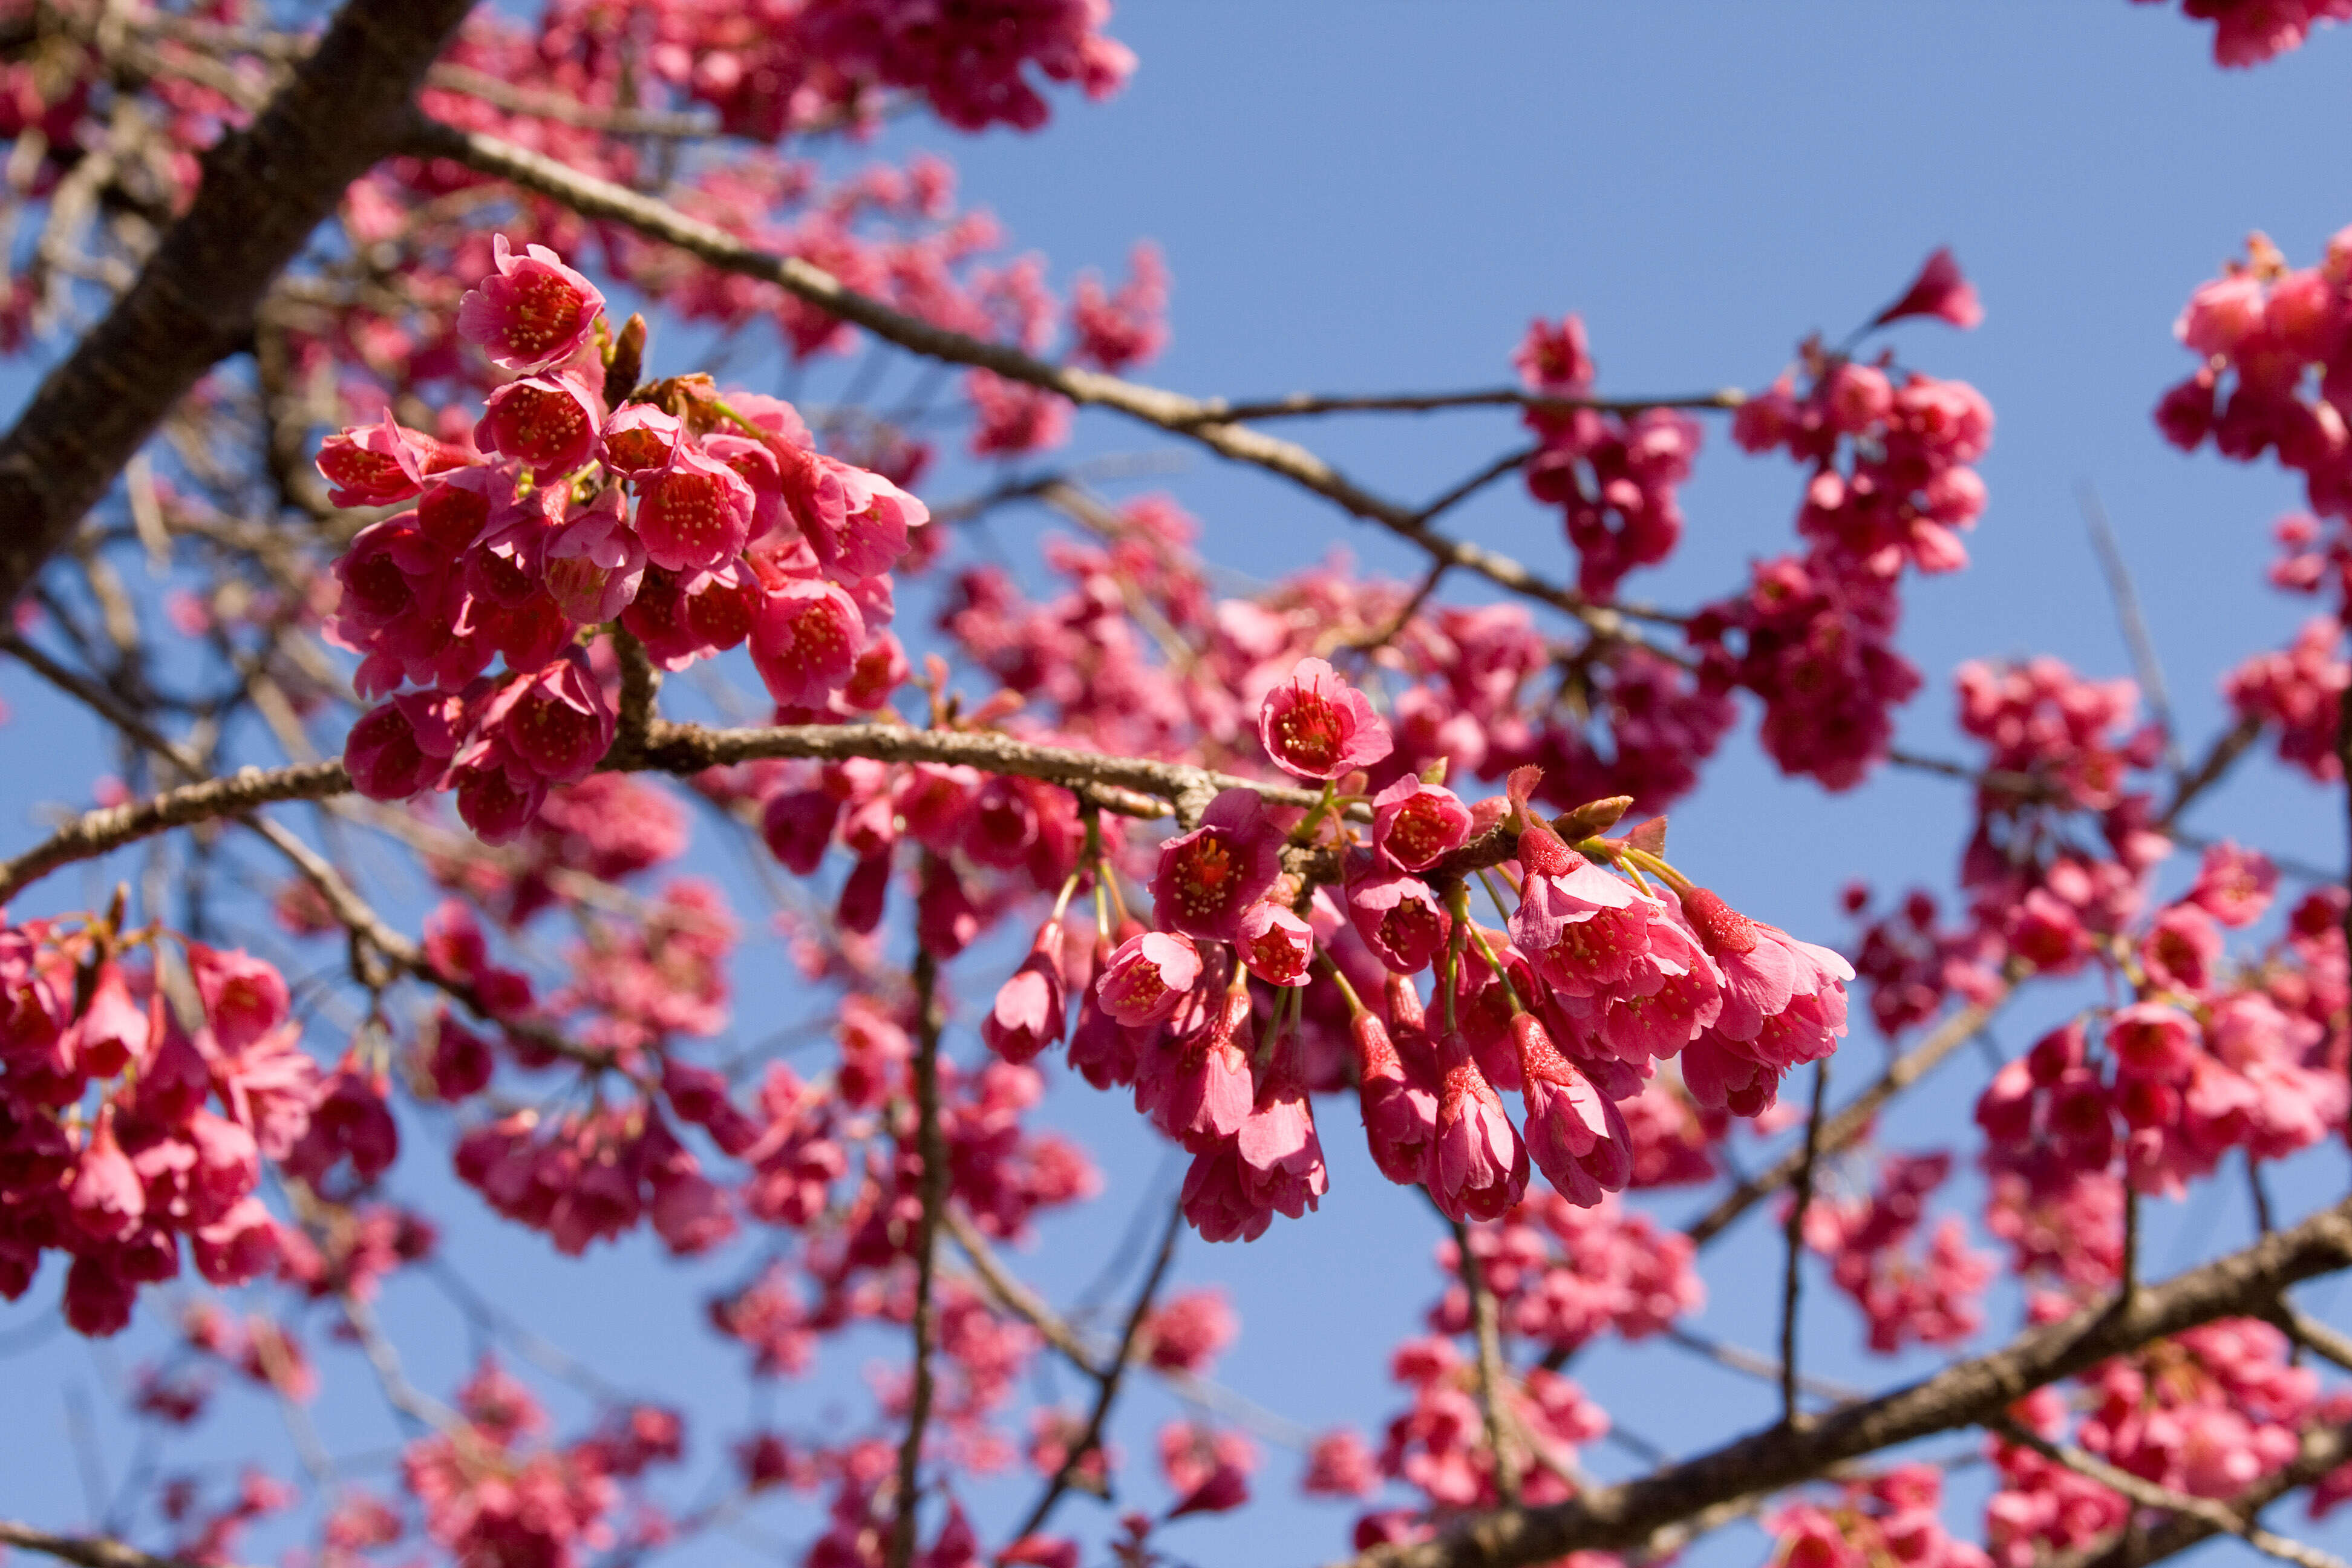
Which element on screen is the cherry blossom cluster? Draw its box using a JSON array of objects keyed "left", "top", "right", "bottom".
[
  {"left": 946, "top": 654, "right": 1860, "bottom": 1244},
  {"left": 1693, "top": 253, "right": 1992, "bottom": 789},
  {"left": 1800, "top": 1151, "right": 1993, "bottom": 1354},
  {"left": 1515, "top": 316, "right": 1704, "bottom": 598},
  {"left": 0, "top": 911, "right": 335, "bottom": 1335},
  {"left": 1978, "top": 847, "right": 2344, "bottom": 1231},
  {"left": 401, "top": 1357, "right": 684, "bottom": 1568},
  {"left": 2223, "top": 512, "right": 2352, "bottom": 780},
  {"left": 1988, "top": 1319, "right": 2318, "bottom": 1566},
  {"left": 1767, "top": 1465, "right": 1990, "bottom": 1568},
  {"left": 327, "top": 235, "right": 927, "bottom": 843},
  {"left": 1847, "top": 656, "right": 2171, "bottom": 1035}
]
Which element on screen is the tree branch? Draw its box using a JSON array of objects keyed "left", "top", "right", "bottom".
[
  {"left": 1455, "top": 1218, "right": 1523, "bottom": 1506},
  {"left": 1993, "top": 1416, "right": 2351, "bottom": 1568},
  {"left": 889, "top": 948, "right": 947, "bottom": 1568},
  {"left": 400, "top": 118, "right": 1683, "bottom": 641},
  {"left": 1780, "top": 1059, "right": 1831, "bottom": 1427},
  {"left": 1333, "top": 1188, "right": 2352, "bottom": 1568},
  {"left": 1013, "top": 1198, "right": 1184, "bottom": 1538},
  {"left": 0, "top": 1523, "right": 237, "bottom": 1568},
  {"left": 0, "top": 0, "right": 475, "bottom": 611}
]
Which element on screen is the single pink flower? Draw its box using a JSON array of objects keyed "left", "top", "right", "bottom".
[
  {"left": 1149, "top": 789, "right": 1283, "bottom": 941},
  {"left": 1134, "top": 976, "right": 1255, "bottom": 1146},
  {"left": 748, "top": 578, "right": 864, "bottom": 707},
  {"left": 1514, "top": 1012, "right": 1631, "bottom": 1206},
  {"left": 475, "top": 371, "right": 604, "bottom": 477},
  {"left": 457, "top": 234, "right": 606, "bottom": 373},
  {"left": 981, "top": 921, "right": 1068, "bottom": 1064},
  {"left": 1350, "top": 1005, "right": 1437, "bottom": 1187},
  {"left": 2189, "top": 842, "right": 2278, "bottom": 929},
  {"left": 1258, "top": 656, "right": 1393, "bottom": 780},
  {"left": 1179, "top": 1136, "right": 1275, "bottom": 1245},
  {"left": 1097, "top": 930, "right": 1203, "bottom": 1025},
  {"left": 188, "top": 945, "right": 289, "bottom": 1054},
  {"left": 1431, "top": 1030, "right": 1527, "bottom": 1222},
  {"left": 1346, "top": 867, "right": 1451, "bottom": 973},
  {"left": 2109, "top": 1001, "right": 2200, "bottom": 1079},
  {"left": 72, "top": 962, "right": 148, "bottom": 1078},
  {"left": 486, "top": 650, "right": 615, "bottom": 785},
  {"left": 70, "top": 1111, "right": 145, "bottom": 1240},
  {"left": 315, "top": 414, "right": 467, "bottom": 508},
  {"left": 1372, "top": 776, "right": 1472, "bottom": 871},
  {"left": 543, "top": 488, "right": 646, "bottom": 624},
  {"left": 1871, "top": 246, "right": 1984, "bottom": 331},
  {"left": 1504, "top": 822, "right": 1644, "bottom": 995},
  {"left": 343, "top": 690, "right": 462, "bottom": 802},
  {"left": 1663, "top": 886, "right": 1844, "bottom": 1079},
  {"left": 774, "top": 444, "right": 926, "bottom": 583},
  {"left": 1234, "top": 1049, "right": 1326, "bottom": 1221},
  {"left": 600, "top": 403, "right": 684, "bottom": 479},
  {"left": 638, "top": 442, "right": 756, "bottom": 573},
  {"left": 1233, "top": 900, "right": 1313, "bottom": 987}
]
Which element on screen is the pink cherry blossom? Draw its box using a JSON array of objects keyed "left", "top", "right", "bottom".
[{"left": 457, "top": 233, "right": 607, "bottom": 373}]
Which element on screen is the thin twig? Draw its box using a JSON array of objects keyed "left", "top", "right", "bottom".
[
  {"left": 1013, "top": 1199, "right": 1184, "bottom": 1538},
  {"left": 1172, "top": 387, "right": 1746, "bottom": 423},
  {"left": 2078, "top": 485, "right": 2183, "bottom": 777},
  {"left": 1454, "top": 1217, "right": 1522, "bottom": 1506},
  {"left": 1780, "top": 1059, "right": 1832, "bottom": 1427}
]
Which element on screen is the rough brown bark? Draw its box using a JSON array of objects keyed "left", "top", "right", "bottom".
[{"left": 0, "top": 0, "right": 475, "bottom": 610}]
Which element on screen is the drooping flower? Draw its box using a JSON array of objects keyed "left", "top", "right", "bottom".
[
  {"left": 1870, "top": 247, "right": 1984, "bottom": 331},
  {"left": 1233, "top": 900, "right": 1313, "bottom": 987},
  {"left": 1258, "top": 657, "right": 1393, "bottom": 780},
  {"left": 1430, "top": 1030, "right": 1527, "bottom": 1222},
  {"left": 1349, "top": 1004, "right": 1437, "bottom": 1186},
  {"left": 1513, "top": 1011, "right": 1632, "bottom": 1206},
  {"left": 485, "top": 650, "right": 616, "bottom": 785},
  {"left": 1679, "top": 885, "right": 1850, "bottom": 1075},
  {"left": 1346, "top": 866, "right": 1451, "bottom": 973},
  {"left": 1097, "top": 931, "right": 1204, "bottom": 1025},
  {"left": 1149, "top": 789, "right": 1284, "bottom": 942},
  {"left": 543, "top": 488, "right": 646, "bottom": 624},
  {"left": 981, "top": 921, "right": 1068, "bottom": 1064}
]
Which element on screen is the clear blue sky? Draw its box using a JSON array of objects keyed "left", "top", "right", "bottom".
[{"left": 4, "top": 5, "right": 2351, "bottom": 1566}]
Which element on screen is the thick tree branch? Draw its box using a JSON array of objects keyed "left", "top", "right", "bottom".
[
  {"left": 1334, "top": 1189, "right": 2352, "bottom": 1568},
  {"left": 0, "top": 1523, "right": 235, "bottom": 1568},
  {"left": 0, "top": 716, "right": 1368, "bottom": 905},
  {"left": 0, "top": 0, "right": 475, "bottom": 611}
]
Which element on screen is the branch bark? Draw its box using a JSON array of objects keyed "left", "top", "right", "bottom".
[{"left": 0, "top": 0, "right": 475, "bottom": 610}]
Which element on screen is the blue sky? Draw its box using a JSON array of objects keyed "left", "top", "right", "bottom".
[{"left": 6, "top": 5, "right": 2352, "bottom": 1566}]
